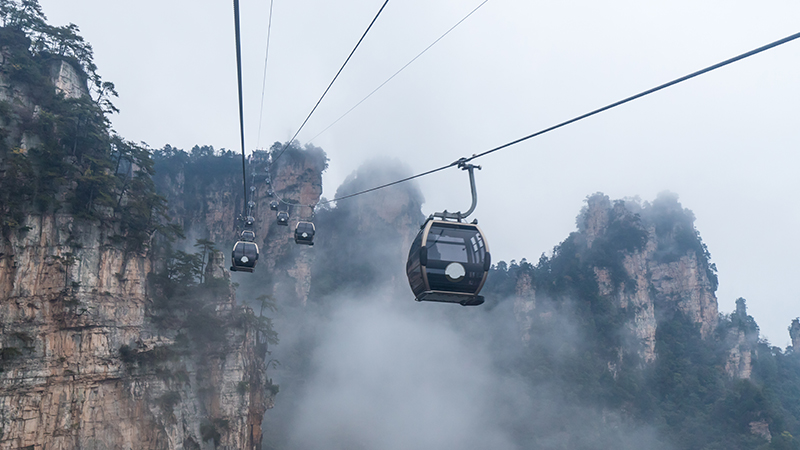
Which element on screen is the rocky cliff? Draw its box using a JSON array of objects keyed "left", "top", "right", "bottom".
[
  {"left": 0, "top": 213, "right": 273, "bottom": 449},
  {"left": 1, "top": 28, "right": 274, "bottom": 449},
  {"left": 512, "top": 193, "right": 721, "bottom": 366},
  {"left": 152, "top": 144, "right": 326, "bottom": 307},
  {"left": 487, "top": 192, "right": 800, "bottom": 448},
  {"left": 584, "top": 193, "right": 718, "bottom": 362}
]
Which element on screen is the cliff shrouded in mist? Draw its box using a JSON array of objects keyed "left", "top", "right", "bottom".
[
  {"left": 260, "top": 184, "right": 800, "bottom": 450},
  {"left": 478, "top": 192, "right": 800, "bottom": 449},
  {"left": 152, "top": 142, "right": 327, "bottom": 307}
]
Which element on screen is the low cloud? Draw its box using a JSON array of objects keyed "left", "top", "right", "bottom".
[
  {"left": 268, "top": 293, "right": 672, "bottom": 450},
  {"left": 286, "top": 298, "right": 519, "bottom": 450}
]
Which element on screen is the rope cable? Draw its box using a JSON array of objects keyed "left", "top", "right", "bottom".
[
  {"left": 256, "top": 0, "right": 275, "bottom": 150},
  {"left": 307, "top": 0, "right": 490, "bottom": 143},
  {"left": 463, "top": 30, "right": 800, "bottom": 164},
  {"left": 271, "top": 0, "right": 390, "bottom": 164},
  {"left": 233, "top": 0, "right": 248, "bottom": 211},
  {"left": 310, "top": 30, "right": 800, "bottom": 207}
]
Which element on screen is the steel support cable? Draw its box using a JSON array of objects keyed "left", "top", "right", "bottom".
[
  {"left": 304, "top": 29, "right": 800, "bottom": 207},
  {"left": 462, "top": 30, "right": 800, "bottom": 164},
  {"left": 233, "top": 0, "right": 248, "bottom": 210},
  {"left": 256, "top": 0, "right": 275, "bottom": 149},
  {"left": 271, "top": 0, "right": 390, "bottom": 164},
  {"left": 277, "top": 164, "right": 454, "bottom": 210},
  {"left": 307, "top": 0, "right": 490, "bottom": 143}
]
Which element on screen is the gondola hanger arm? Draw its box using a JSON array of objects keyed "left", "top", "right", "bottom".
[{"left": 432, "top": 160, "right": 481, "bottom": 222}]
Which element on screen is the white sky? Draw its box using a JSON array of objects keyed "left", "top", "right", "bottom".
[{"left": 38, "top": 0, "right": 800, "bottom": 344}]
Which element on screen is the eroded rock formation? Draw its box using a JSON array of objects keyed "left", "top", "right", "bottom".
[
  {"left": 513, "top": 193, "right": 720, "bottom": 365},
  {"left": 153, "top": 145, "right": 326, "bottom": 307},
  {"left": 0, "top": 214, "right": 274, "bottom": 449},
  {"left": 1, "top": 40, "right": 274, "bottom": 448}
]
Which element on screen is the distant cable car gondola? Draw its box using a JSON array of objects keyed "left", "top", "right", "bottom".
[
  {"left": 276, "top": 211, "right": 289, "bottom": 226},
  {"left": 405, "top": 161, "right": 489, "bottom": 306},
  {"left": 294, "top": 221, "right": 315, "bottom": 245},
  {"left": 269, "top": 200, "right": 279, "bottom": 211},
  {"left": 267, "top": 189, "right": 275, "bottom": 198}
]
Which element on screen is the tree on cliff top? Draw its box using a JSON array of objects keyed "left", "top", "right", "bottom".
[
  {"left": 0, "top": 0, "right": 118, "bottom": 113},
  {"left": 0, "top": 1, "right": 177, "bottom": 251}
]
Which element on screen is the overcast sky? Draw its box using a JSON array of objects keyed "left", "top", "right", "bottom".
[{"left": 38, "top": 0, "right": 800, "bottom": 343}]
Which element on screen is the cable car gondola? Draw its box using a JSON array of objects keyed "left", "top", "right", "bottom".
[
  {"left": 406, "top": 219, "right": 489, "bottom": 306},
  {"left": 269, "top": 200, "right": 279, "bottom": 211},
  {"left": 231, "top": 230, "right": 259, "bottom": 273},
  {"left": 405, "top": 161, "right": 490, "bottom": 306},
  {"left": 276, "top": 211, "right": 289, "bottom": 226},
  {"left": 294, "top": 221, "right": 315, "bottom": 245}
]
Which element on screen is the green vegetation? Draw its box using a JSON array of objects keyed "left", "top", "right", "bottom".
[
  {"left": 639, "top": 192, "right": 719, "bottom": 290},
  {"left": 150, "top": 140, "right": 327, "bottom": 249},
  {"left": 268, "top": 140, "right": 328, "bottom": 174},
  {"left": 148, "top": 240, "right": 229, "bottom": 347},
  {"left": 0, "top": 1, "right": 177, "bottom": 251},
  {"left": 146, "top": 239, "right": 278, "bottom": 360},
  {"left": 483, "top": 193, "right": 800, "bottom": 449},
  {"left": 152, "top": 144, "right": 249, "bottom": 187}
]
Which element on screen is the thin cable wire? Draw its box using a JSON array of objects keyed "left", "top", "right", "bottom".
[
  {"left": 307, "top": 0, "right": 490, "bottom": 143},
  {"left": 271, "top": 0, "right": 390, "bottom": 164},
  {"left": 314, "top": 30, "right": 800, "bottom": 207},
  {"left": 233, "top": 0, "right": 248, "bottom": 210},
  {"left": 256, "top": 0, "right": 275, "bottom": 150}
]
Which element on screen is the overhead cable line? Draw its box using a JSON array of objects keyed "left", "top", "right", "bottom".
[
  {"left": 307, "top": 0, "right": 491, "bottom": 143},
  {"left": 314, "top": 30, "right": 800, "bottom": 207},
  {"left": 233, "top": 0, "right": 248, "bottom": 208},
  {"left": 256, "top": 0, "right": 276, "bottom": 149},
  {"left": 271, "top": 0, "right": 390, "bottom": 164}
]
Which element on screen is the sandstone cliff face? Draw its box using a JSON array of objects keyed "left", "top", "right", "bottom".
[
  {"left": 514, "top": 193, "right": 720, "bottom": 365},
  {"left": 586, "top": 195, "right": 718, "bottom": 361},
  {"left": 592, "top": 194, "right": 718, "bottom": 364},
  {"left": 0, "top": 215, "right": 272, "bottom": 449},
  {"left": 257, "top": 149, "right": 323, "bottom": 306},
  {"left": 1, "top": 45, "right": 273, "bottom": 448},
  {"left": 0, "top": 214, "right": 273, "bottom": 449},
  {"left": 154, "top": 146, "right": 325, "bottom": 307}
]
